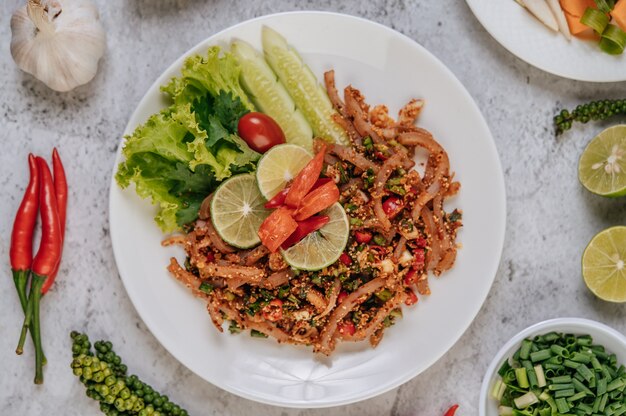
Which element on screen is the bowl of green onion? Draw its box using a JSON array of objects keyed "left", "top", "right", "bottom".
[{"left": 480, "top": 318, "right": 626, "bottom": 416}]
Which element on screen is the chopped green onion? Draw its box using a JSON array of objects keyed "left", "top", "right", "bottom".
[
  {"left": 491, "top": 379, "right": 507, "bottom": 401},
  {"left": 571, "top": 351, "right": 592, "bottom": 364},
  {"left": 600, "top": 24, "right": 626, "bottom": 55},
  {"left": 199, "top": 282, "right": 214, "bottom": 294},
  {"left": 515, "top": 368, "right": 530, "bottom": 388},
  {"left": 597, "top": 377, "right": 608, "bottom": 395},
  {"left": 599, "top": 393, "right": 609, "bottom": 412},
  {"left": 581, "top": 7, "right": 609, "bottom": 34},
  {"left": 550, "top": 344, "right": 570, "bottom": 358},
  {"left": 498, "top": 359, "right": 512, "bottom": 377},
  {"left": 375, "top": 289, "right": 392, "bottom": 302},
  {"left": 595, "top": 0, "right": 616, "bottom": 13},
  {"left": 530, "top": 349, "right": 552, "bottom": 362},
  {"left": 549, "top": 383, "right": 575, "bottom": 391},
  {"left": 497, "top": 406, "right": 513, "bottom": 416},
  {"left": 566, "top": 391, "right": 587, "bottom": 402},
  {"left": 513, "top": 391, "right": 538, "bottom": 409},
  {"left": 576, "top": 364, "right": 594, "bottom": 382},
  {"left": 607, "top": 378, "right": 625, "bottom": 392},
  {"left": 520, "top": 339, "right": 533, "bottom": 360},
  {"left": 250, "top": 329, "right": 268, "bottom": 338},
  {"left": 556, "top": 397, "right": 570, "bottom": 413},
  {"left": 535, "top": 364, "right": 547, "bottom": 388},
  {"left": 577, "top": 402, "right": 594, "bottom": 414},
  {"left": 572, "top": 378, "right": 593, "bottom": 395},
  {"left": 555, "top": 388, "right": 576, "bottom": 398},
  {"left": 551, "top": 375, "right": 573, "bottom": 384}
]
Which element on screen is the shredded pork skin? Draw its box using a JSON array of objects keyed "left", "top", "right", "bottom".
[{"left": 165, "top": 73, "right": 461, "bottom": 355}]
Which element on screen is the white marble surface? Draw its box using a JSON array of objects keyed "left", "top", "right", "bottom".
[{"left": 1, "top": 1, "right": 626, "bottom": 415}]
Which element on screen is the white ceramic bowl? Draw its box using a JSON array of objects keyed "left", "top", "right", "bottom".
[{"left": 480, "top": 318, "right": 626, "bottom": 415}]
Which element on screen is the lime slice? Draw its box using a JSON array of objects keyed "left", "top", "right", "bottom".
[
  {"left": 578, "top": 125, "right": 626, "bottom": 197},
  {"left": 582, "top": 226, "right": 626, "bottom": 303},
  {"left": 210, "top": 174, "right": 271, "bottom": 249},
  {"left": 281, "top": 203, "right": 349, "bottom": 271},
  {"left": 256, "top": 143, "right": 312, "bottom": 199}
]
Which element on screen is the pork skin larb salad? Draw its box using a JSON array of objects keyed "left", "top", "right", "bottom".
[{"left": 164, "top": 68, "right": 462, "bottom": 355}]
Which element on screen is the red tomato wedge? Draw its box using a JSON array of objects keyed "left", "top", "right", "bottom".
[
  {"left": 293, "top": 180, "right": 340, "bottom": 221},
  {"left": 257, "top": 207, "right": 298, "bottom": 253},
  {"left": 281, "top": 215, "right": 329, "bottom": 249},
  {"left": 284, "top": 144, "right": 327, "bottom": 208}
]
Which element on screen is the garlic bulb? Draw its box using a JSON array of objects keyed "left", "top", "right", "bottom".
[{"left": 10, "top": 0, "right": 106, "bottom": 92}]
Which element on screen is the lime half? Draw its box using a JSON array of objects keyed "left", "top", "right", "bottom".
[
  {"left": 256, "top": 143, "right": 312, "bottom": 199},
  {"left": 210, "top": 174, "right": 270, "bottom": 249},
  {"left": 582, "top": 226, "right": 626, "bottom": 303},
  {"left": 281, "top": 203, "right": 349, "bottom": 271},
  {"left": 579, "top": 125, "right": 626, "bottom": 197}
]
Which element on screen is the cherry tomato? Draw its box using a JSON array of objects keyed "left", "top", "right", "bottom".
[
  {"left": 382, "top": 196, "right": 404, "bottom": 218},
  {"left": 405, "top": 288, "right": 418, "bottom": 306},
  {"left": 339, "top": 252, "right": 352, "bottom": 266},
  {"left": 413, "top": 248, "right": 425, "bottom": 269},
  {"left": 354, "top": 231, "right": 372, "bottom": 244},
  {"left": 261, "top": 299, "right": 283, "bottom": 322},
  {"left": 403, "top": 268, "right": 416, "bottom": 286},
  {"left": 337, "top": 291, "right": 348, "bottom": 304},
  {"left": 237, "top": 112, "right": 286, "bottom": 153}
]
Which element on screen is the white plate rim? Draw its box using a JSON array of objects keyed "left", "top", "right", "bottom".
[
  {"left": 465, "top": 0, "right": 626, "bottom": 83},
  {"left": 108, "top": 11, "right": 507, "bottom": 408}
]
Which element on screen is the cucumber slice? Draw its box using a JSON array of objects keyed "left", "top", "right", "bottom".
[
  {"left": 232, "top": 40, "right": 313, "bottom": 151},
  {"left": 262, "top": 26, "right": 350, "bottom": 146}
]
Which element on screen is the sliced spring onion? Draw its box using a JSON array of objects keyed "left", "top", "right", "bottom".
[
  {"left": 497, "top": 406, "right": 513, "bottom": 416},
  {"left": 600, "top": 24, "right": 626, "bottom": 55},
  {"left": 581, "top": 7, "right": 609, "bottom": 34},
  {"left": 530, "top": 349, "right": 552, "bottom": 362},
  {"left": 491, "top": 379, "right": 506, "bottom": 400},
  {"left": 555, "top": 397, "right": 570, "bottom": 413},
  {"left": 595, "top": 0, "right": 615, "bottom": 13},
  {"left": 515, "top": 368, "right": 530, "bottom": 388},
  {"left": 535, "top": 364, "right": 547, "bottom": 388},
  {"left": 513, "top": 391, "right": 538, "bottom": 409}
]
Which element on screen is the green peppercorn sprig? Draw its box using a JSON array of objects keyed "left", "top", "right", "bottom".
[
  {"left": 70, "top": 331, "right": 189, "bottom": 416},
  {"left": 554, "top": 99, "right": 626, "bottom": 134}
]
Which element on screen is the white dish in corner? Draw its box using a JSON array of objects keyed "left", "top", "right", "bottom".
[
  {"left": 480, "top": 318, "right": 626, "bottom": 415},
  {"left": 109, "top": 11, "right": 506, "bottom": 408},
  {"left": 466, "top": 0, "right": 626, "bottom": 82}
]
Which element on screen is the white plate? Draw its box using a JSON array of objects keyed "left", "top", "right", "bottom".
[
  {"left": 466, "top": 0, "right": 626, "bottom": 82},
  {"left": 480, "top": 318, "right": 626, "bottom": 415},
  {"left": 109, "top": 12, "right": 506, "bottom": 408}
]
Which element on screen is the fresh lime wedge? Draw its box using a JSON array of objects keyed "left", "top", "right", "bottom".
[
  {"left": 262, "top": 26, "right": 350, "bottom": 146},
  {"left": 231, "top": 39, "right": 313, "bottom": 150},
  {"left": 579, "top": 125, "right": 626, "bottom": 197},
  {"left": 255, "top": 143, "right": 312, "bottom": 199},
  {"left": 210, "top": 174, "right": 271, "bottom": 249},
  {"left": 281, "top": 203, "right": 349, "bottom": 271},
  {"left": 582, "top": 226, "right": 626, "bottom": 303}
]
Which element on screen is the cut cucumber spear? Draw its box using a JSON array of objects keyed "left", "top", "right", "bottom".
[
  {"left": 262, "top": 26, "right": 350, "bottom": 146},
  {"left": 232, "top": 39, "right": 313, "bottom": 150}
]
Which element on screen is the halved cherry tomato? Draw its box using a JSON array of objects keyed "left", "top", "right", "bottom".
[
  {"left": 339, "top": 252, "right": 352, "bottom": 266},
  {"left": 281, "top": 215, "right": 329, "bottom": 249},
  {"left": 264, "top": 188, "right": 290, "bottom": 209},
  {"left": 405, "top": 288, "right": 418, "bottom": 306},
  {"left": 354, "top": 231, "right": 372, "bottom": 244},
  {"left": 338, "top": 320, "right": 356, "bottom": 336},
  {"left": 261, "top": 299, "right": 283, "bottom": 322},
  {"left": 382, "top": 196, "right": 404, "bottom": 218},
  {"left": 416, "top": 237, "right": 427, "bottom": 248},
  {"left": 293, "top": 180, "right": 340, "bottom": 221},
  {"left": 284, "top": 144, "right": 326, "bottom": 208},
  {"left": 237, "top": 112, "right": 286, "bottom": 153},
  {"left": 443, "top": 404, "right": 459, "bottom": 416},
  {"left": 258, "top": 207, "right": 298, "bottom": 253}
]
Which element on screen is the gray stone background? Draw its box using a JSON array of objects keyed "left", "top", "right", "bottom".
[{"left": 1, "top": 1, "right": 625, "bottom": 415}]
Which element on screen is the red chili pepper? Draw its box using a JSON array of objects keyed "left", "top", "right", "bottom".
[
  {"left": 403, "top": 268, "right": 417, "bottom": 286},
  {"left": 310, "top": 177, "right": 333, "bottom": 191},
  {"left": 354, "top": 231, "right": 372, "bottom": 244},
  {"left": 339, "top": 252, "right": 352, "bottom": 266},
  {"left": 264, "top": 188, "right": 289, "bottom": 209},
  {"left": 261, "top": 299, "right": 283, "bottom": 322},
  {"left": 405, "top": 288, "right": 418, "bottom": 306},
  {"left": 337, "top": 291, "right": 348, "bottom": 304},
  {"left": 42, "top": 148, "right": 67, "bottom": 295},
  {"left": 281, "top": 215, "right": 329, "bottom": 250},
  {"left": 374, "top": 151, "right": 388, "bottom": 161},
  {"left": 258, "top": 206, "right": 299, "bottom": 253},
  {"left": 413, "top": 248, "right": 425, "bottom": 269},
  {"left": 382, "top": 196, "right": 404, "bottom": 218},
  {"left": 444, "top": 404, "right": 459, "bottom": 416},
  {"left": 338, "top": 320, "right": 356, "bottom": 336},
  {"left": 10, "top": 154, "right": 39, "bottom": 308},
  {"left": 17, "top": 158, "right": 62, "bottom": 384}
]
